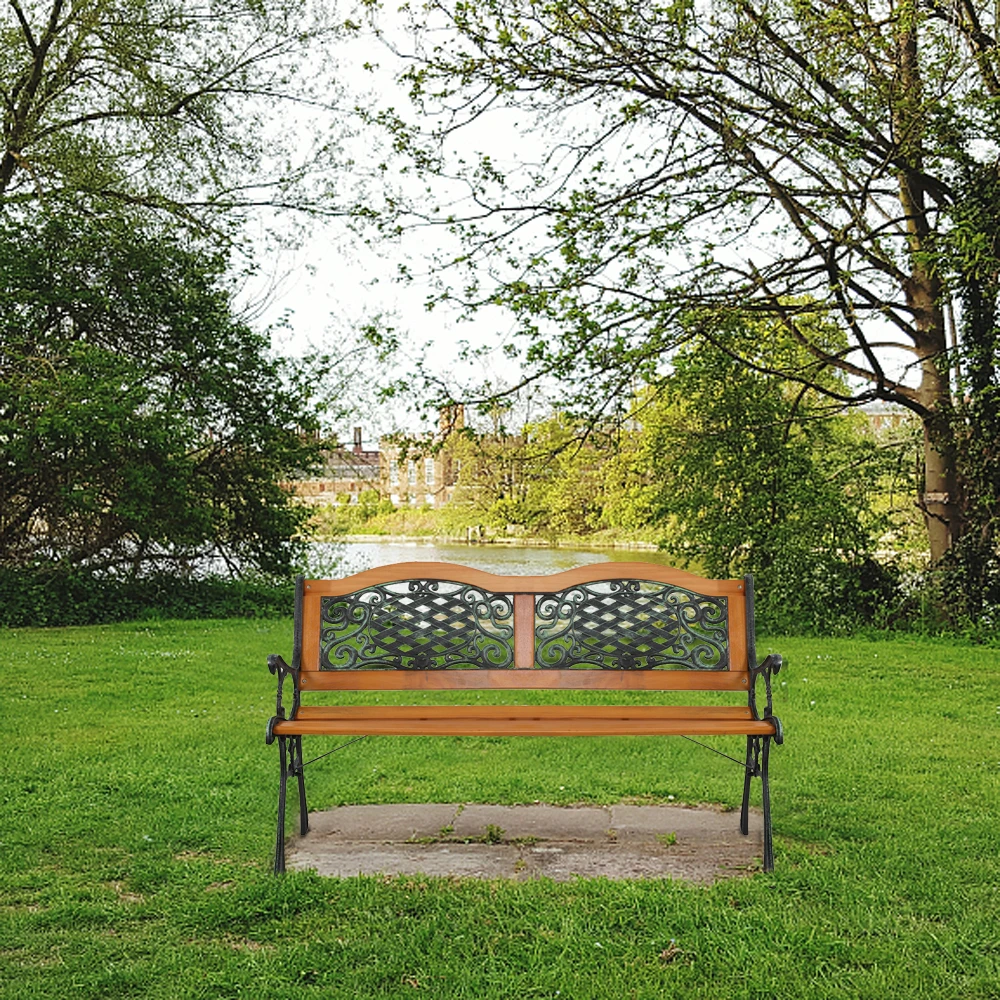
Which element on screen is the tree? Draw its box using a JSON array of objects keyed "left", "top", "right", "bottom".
[
  {"left": 474, "top": 411, "right": 608, "bottom": 535},
  {"left": 0, "top": 210, "right": 340, "bottom": 576},
  {"left": 603, "top": 322, "right": 909, "bottom": 629},
  {"left": 2, "top": 0, "right": 346, "bottom": 230},
  {"left": 371, "top": 0, "right": 1000, "bottom": 566},
  {"left": 937, "top": 163, "right": 1000, "bottom": 618},
  {"left": 1, "top": 2, "right": 383, "bottom": 581}
]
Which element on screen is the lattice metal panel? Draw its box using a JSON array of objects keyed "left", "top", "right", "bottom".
[
  {"left": 534, "top": 580, "right": 729, "bottom": 670},
  {"left": 319, "top": 581, "right": 515, "bottom": 670}
]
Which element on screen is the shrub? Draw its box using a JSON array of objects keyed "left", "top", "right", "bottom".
[{"left": 0, "top": 568, "right": 292, "bottom": 627}]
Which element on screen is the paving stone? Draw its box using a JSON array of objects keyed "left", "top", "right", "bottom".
[
  {"left": 304, "top": 803, "right": 460, "bottom": 841},
  {"left": 451, "top": 804, "right": 611, "bottom": 842},
  {"left": 522, "top": 844, "right": 745, "bottom": 883},
  {"left": 610, "top": 804, "right": 760, "bottom": 847},
  {"left": 290, "top": 843, "right": 523, "bottom": 879}
]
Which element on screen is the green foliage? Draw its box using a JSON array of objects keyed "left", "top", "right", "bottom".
[
  {"left": 605, "top": 322, "right": 914, "bottom": 632},
  {"left": 310, "top": 498, "right": 501, "bottom": 541},
  {"left": 477, "top": 413, "right": 608, "bottom": 536},
  {"left": 445, "top": 315, "right": 918, "bottom": 633},
  {"left": 308, "top": 494, "right": 440, "bottom": 537},
  {"left": 0, "top": 210, "right": 325, "bottom": 577},
  {"left": 1, "top": 0, "right": 344, "bottom": 228},
  {"left": 931, "top": 164, "right": 1000, "bottom": 625},
  {"left": 0, "top": 567, "right": 292, "bottom": 627}
]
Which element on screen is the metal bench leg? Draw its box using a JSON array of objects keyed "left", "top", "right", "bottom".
[
  {"left": 761, "top": 736, "right": 774, "bottom": 873},
  {"left": 293, "top": 736, "right": 309, "bottom": 835},
  {"left": 274, "top": 736, "right": 289, "bottom": 875},
  {"left": 740, "top": 735, "right": 754, "bottom": 836}
]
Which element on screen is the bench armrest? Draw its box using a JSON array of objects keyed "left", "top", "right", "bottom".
[
  {"left": 266, "top": 654, "right": 301, "bottom": 744},
  {"left": 748, "top": 653, "right": 782, "bottom": 729}
]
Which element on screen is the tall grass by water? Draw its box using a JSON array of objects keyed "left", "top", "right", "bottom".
[{"left": 1, "top": 620, "right": 997, "bottom": 998}]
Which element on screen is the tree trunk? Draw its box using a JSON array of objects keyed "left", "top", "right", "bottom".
[
  {"left": 896, "top": 6, "right": 963, "bottom": 564},
  {"left": 920, "top": 396, "right": 963, "bottom": 565},
  {"left": 902, "top": 253, "right": 962, "bottom": 564},
  {"left": 907, "top": 271, "right": 962, "bottom": 563}
]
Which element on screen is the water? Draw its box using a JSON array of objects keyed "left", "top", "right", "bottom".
[{"left": 305, "top": 539, "right": 679, "bottom": 578}]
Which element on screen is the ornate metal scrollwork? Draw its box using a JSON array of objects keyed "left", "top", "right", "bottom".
[
  {"left": 749, "top": 653, "right": 783, "bottom": 740},
  {"left": 266, "top": 653, "right": 299, "bottom": 744},
  {"left": 319, "top": 580, "right": 515, "bottom": 670},
  {"left": 534, "top": 579, "right": 729, "bottom": 670},
  {"left": 746, "top": 734, "right": 764, "bottom": 777}
]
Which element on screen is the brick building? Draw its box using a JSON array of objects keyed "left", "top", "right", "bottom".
[
  {"left": 378, "top": 407, "right": 466, "bottom": 508},
  {"left": 292, "top": 427, "right": 380, "bottom": 505}
]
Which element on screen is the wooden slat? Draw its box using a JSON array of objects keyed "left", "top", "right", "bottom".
[
  {"left": 513, "top": 593, "right": 535, "bottom": 668},
  {"left": 272, "top": 709, "right": 776, "bottom": 738},
  {"left": 300, "top": 562, "right": 745, "bottom": 599},
  {"left": 295, "top": 705, "right": 754, "bottom": 721},
  {"left": 727, "top": 589, "right": 749, "bottom": 671},
  {"left": 298, "top": 669, "right": 750, "bottom": 691},
  {"left": 300, "top": 588, "right": 321, "bottom": 673}
]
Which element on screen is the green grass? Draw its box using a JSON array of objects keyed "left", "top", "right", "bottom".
[{"left": 1, "top": 620, "right": 998, "bottom": 998}]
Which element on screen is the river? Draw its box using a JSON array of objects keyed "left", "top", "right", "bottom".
[{"left": 306, "top": 539, "right": 679, "bottom": 578}]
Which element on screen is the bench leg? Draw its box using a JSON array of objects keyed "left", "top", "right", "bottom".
[
  {"left": 274, "top": 736, "right": 289, "bottom": 875},
  {"left": 739, "top": 735, "right": 775, "bottom": 871},
  {"left": 761, "top": 736, "right": 774, "bottom": 873},
  {"left": 293, "top": 736, "right": 309, "bottom": 835},
  {"left": 740, "top": 736, "right": 754, "bottom": 836}
]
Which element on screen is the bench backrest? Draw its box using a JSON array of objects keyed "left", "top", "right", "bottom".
[{"left": 292, "top": 563, "right": 756, "bottom": 695}]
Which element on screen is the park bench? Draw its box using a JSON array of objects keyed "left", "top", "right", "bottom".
[{"left": 265, "top": 562, "right": 784, "bottom": 874}]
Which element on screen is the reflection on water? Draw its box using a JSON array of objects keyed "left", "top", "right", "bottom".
[{"left": 304, "top": 539, "right": 678, "bottom": 578}]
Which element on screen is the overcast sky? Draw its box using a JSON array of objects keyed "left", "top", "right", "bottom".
[{"left": 235, "top": 26, "right": 532, "bottom": 445}]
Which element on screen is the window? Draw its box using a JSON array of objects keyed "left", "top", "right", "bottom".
[
  {"left": 424, "top": 457, "right": 435, "bottom": 487},
  {"left": 408, "top": 460, "right": 417, "bottom": 486},
  {"left": 389, "top": 459, "right": 399, "bottom": 486}
]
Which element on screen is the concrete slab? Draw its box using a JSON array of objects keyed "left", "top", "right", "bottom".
[
  {"left": 297, "top": 843, "right": 525, "bottom": 879},
  {"left": 610, "top": 803, "right": 745, "bottom": 842},
  {"left": 304, "top": 803, "right": 459, "bottom": 842},
  {"left": 451, "top": 804, "right": 611, "bottom": 842},
  {"left": 285, "top": 803, "right": 765, "bottom": 883},
  {"left": 522, "top": 843, "right": 753, "bottom": 883}
]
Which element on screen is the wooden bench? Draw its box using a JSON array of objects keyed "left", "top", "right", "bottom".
[{"left": 265, "top": 562, "right": 784, "bottom": 873}]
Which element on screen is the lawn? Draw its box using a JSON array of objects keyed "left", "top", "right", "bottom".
[{"left": 1, "top": 619, "right": 997, "bottom": 998}]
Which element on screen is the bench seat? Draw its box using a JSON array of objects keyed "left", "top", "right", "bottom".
[{"left": 272, "top": 704, "right": 778, "bottom": 737}]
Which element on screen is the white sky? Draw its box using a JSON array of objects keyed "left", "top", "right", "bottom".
[
  {"left": 239, "top": 29, "right": 533, "bottom": 444},
  {"left": 247, "top": 223, "right": 524, "bottom": 445}
]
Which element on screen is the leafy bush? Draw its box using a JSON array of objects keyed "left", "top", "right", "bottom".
[{"left": 0, "top": 568, "right": 292, "bottom": 627}]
